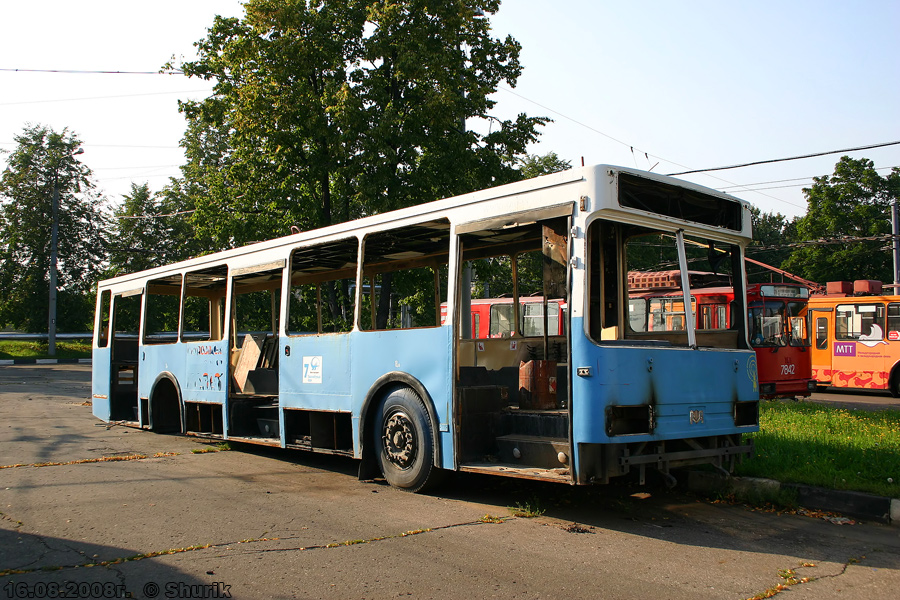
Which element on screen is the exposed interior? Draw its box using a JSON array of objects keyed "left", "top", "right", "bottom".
[
  {"left": 588, "top": 219, "right": 748, "bottom": 349},
  {"left": 107, "top": 290, "right": 141, "bottom": 422},
  {"left": 455, "top": 209, "right": 572, "bottom": 480}
]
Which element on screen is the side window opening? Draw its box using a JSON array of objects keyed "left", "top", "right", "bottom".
[
  {"left": 360, "top": 220, "right": 451, "bottom": 331},
  {"left": 287, "top": 238, "right": 358, "bottom": 335},
  {"left": 143, "top": 275, "right": 182, "bottom": 345},
  {"left": 888, "top": 303, "right": 900, "bottom": 341},
  {"left": 182, "top": 266, "right": 228, "bottom": 342},
  {"left": 835, "top": 303, "right": 885, "bottom": 341},
  {"left": 461, "top": 217, "right": 568, "bottom": 342},
  {"left": 96, "top": 289, "right": 111, "bottom": 348}
]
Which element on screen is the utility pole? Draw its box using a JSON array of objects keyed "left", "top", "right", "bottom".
[
  {"left": 48, "top": 176, "right": 59, "bottom": 356},
  {"left": 47, "top": 147, "right": 83, "bottom": 357}
]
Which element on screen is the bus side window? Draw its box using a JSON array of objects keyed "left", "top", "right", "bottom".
[
  {"left": 490, "top": 303, "right": 515, "bottom": 337},
  {"left": 361, "top": 219, "right": 450, "bottom": 331},
  {"left": 183, "top": 266, "right": 228, "bottom": 342},
  {"left": 96, "top": 289, "right": 111, "bottom": 348},
  {"left": 144, "top": 275, "right": 182, "bottom": 345},
  {"left": 888, "top": 303, "right": 900, "bottom": 341},
  {"left": 231, "top": 266, "right": 284, "bottom": 351},
  {"left": 288, "top": 239, "right": 358, "bottom": 335},
  {"left": 816, "top": 316, "right": 828, "bottom": 350}
]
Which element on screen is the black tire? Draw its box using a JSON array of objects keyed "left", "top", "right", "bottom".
[
  {"left": 373, "top": 387, "right": 437, "bottom": 492},
  {"left": 890, "top": 370, "right": 900, "bottom": 399}
]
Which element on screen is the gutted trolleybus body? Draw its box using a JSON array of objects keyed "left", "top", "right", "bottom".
[{"left": 92, "top": 165, "right": 757, "bottom": 491}]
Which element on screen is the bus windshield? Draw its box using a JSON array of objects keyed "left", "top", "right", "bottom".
[
  {"left": 749, "top": 299, "right": 809, "bottom": 347},
  {"left": 592, "top": 220, "right": 744, "bottom": 349}
]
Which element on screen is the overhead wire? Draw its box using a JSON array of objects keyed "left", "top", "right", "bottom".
[
  {"left": 667, "top": 141, "right": 900, "bottom": 176},
  {"left": 3, "top": 69, "right": 896, "bottom": 216},
  {"left": 717, "top": 166, "right": 899, "bottom": 192},
  {"left": 0, "top": 68, "right": 183, "bottom": 75},
  {"left": 496, "top": 85, "right": 806, "bottom": 209}
]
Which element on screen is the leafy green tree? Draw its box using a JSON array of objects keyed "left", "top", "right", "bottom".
[
  {"left": 745, "top": 207, "right": 798, "bottom": 283},
  {"left": 782, "top": 157, "right": 900, "bottom": 284},
  {"left": 519, "top": 152, "right": 571, "bottom": 179},
  {"left": 169, "top": 0, "right": 547, "bottom": 250},
  {"left": 0, "top": 125, "right": 107, "bottom": 331},
  {"left": 107, "top": 182, "right": 201, "bottom": 276}
]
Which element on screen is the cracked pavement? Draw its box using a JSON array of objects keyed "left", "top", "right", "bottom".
[{"left": 1, "top": 364, "right": 898, "bottom": 599}]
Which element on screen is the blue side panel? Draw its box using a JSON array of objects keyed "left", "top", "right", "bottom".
[
  {"left": 350, "top": 327, "right": 454, "bottom": 469},
  {"left": 569, "top": 316, "right": 759, "bottom": 450},
  {"left": 139, "top": 344, "right": 186, "bottom": 403},
  {"left": 280, "top": 334, "right": 352, "bottom": 412},
  {"left": 182, "top": 341, "right": 229, "bottom": 403},
  {"left": 92, "top": 346, "right": 111, "bottom": 420}
]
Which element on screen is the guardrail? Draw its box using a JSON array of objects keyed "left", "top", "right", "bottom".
[{"left": 0, "top": 333, "right": 92, "bottom": 341}]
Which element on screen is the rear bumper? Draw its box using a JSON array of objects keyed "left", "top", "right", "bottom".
[{"left": 577, "top": 434, "right": 754, "bottom": 484}]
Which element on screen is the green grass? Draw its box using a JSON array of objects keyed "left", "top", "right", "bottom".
[
  {"left": 0, "top": 340, "right": 92, "bottom": 360},
  {"left": 736, "top": 400, "right": 900, "bottom": 498},
  {"left": 508, "top": 496, "right": 546, "bottom": 518}
]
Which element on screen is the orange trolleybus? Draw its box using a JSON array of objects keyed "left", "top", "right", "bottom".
[{"left": 809, "top": 280, "right": 900, "bottom": 396}]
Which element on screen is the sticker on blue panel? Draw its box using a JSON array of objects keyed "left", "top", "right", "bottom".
[
  {"left": 303, "top": 356, "right": 323, "bottom": 384},
  {"left": 746, "top": 355, "right": 758, "bottom": 392}
]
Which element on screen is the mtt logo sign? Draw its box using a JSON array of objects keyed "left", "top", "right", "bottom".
[{"left": 833, "top": 342, "right": 856, "bottom": 357}]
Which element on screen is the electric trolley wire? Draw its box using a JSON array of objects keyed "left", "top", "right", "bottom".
[
  {"left": 667, "top": 141, "right": 900, "bottom": 176},
  {"left": 4, "top": 68, "right": 896, "bottom": 215},
  {"left": 497, "top": 85, "right": 806, "bottom": 210},
  {"left": 0, "top": 68, "right": 183, "bottom": 75}
]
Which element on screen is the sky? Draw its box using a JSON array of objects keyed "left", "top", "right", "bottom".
[{"left": 1, "top": 0, "right": 898, "bottom": 220}]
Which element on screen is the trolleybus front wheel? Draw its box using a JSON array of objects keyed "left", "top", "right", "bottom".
[{"left": 373, "top": 387, "right": 436, "bottom": 492}]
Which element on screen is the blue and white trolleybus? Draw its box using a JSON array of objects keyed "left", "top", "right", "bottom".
[{"left": 92, "top": 165, "right": 758, "bottom": 491}]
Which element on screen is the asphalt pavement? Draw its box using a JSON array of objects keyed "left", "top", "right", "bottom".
[{"left": 1, "top": 364, "right": 899, "bottom": 599}]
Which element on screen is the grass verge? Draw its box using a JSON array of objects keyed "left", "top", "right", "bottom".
[
  {"left": 735, "top": 400, "right": 900, "bottom": 498},
  {"left": 0, "top": 340, "right": 92, "bottom": 360}
]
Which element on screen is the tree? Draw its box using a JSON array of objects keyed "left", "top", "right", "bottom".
[
  {"left": 745, "top": 207, "right": 798, "bottom": 283},
  {"left": 0, "top": 125, "right": 107, "bottom": 331},
  {"left": 519, "top": 152, "right": 571, "bottom": 179},
  {"left": 170, "top": 0, "right": 548, "bottom": 250},
  {"left": 107, "top": 182, "right": 201, "bottom": 276},
  {"left": 782, "top": 157, "right": 900, "bottom": 284}
]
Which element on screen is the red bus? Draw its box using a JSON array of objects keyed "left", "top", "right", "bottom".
[
  {"left": 746, "top": 283, "right": 816, "bottom": 399},
  {"left": 627, "top": 273, "right": 815, "bottom": 399},
  {"left": 441, "top": 297, "right": 567, "bottom": 339}
]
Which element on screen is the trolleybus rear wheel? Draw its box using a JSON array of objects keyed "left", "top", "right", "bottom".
[
  {"left": 890, "top": 369, "right": 900, "bottom": 399},
  {"left": 373, "top": 387, "right": 435, "bottom": 492}
]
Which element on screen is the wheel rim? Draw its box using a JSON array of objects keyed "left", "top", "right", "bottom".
[{"left": 382, "top": 409, "right": 417, "bottom": 470}]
